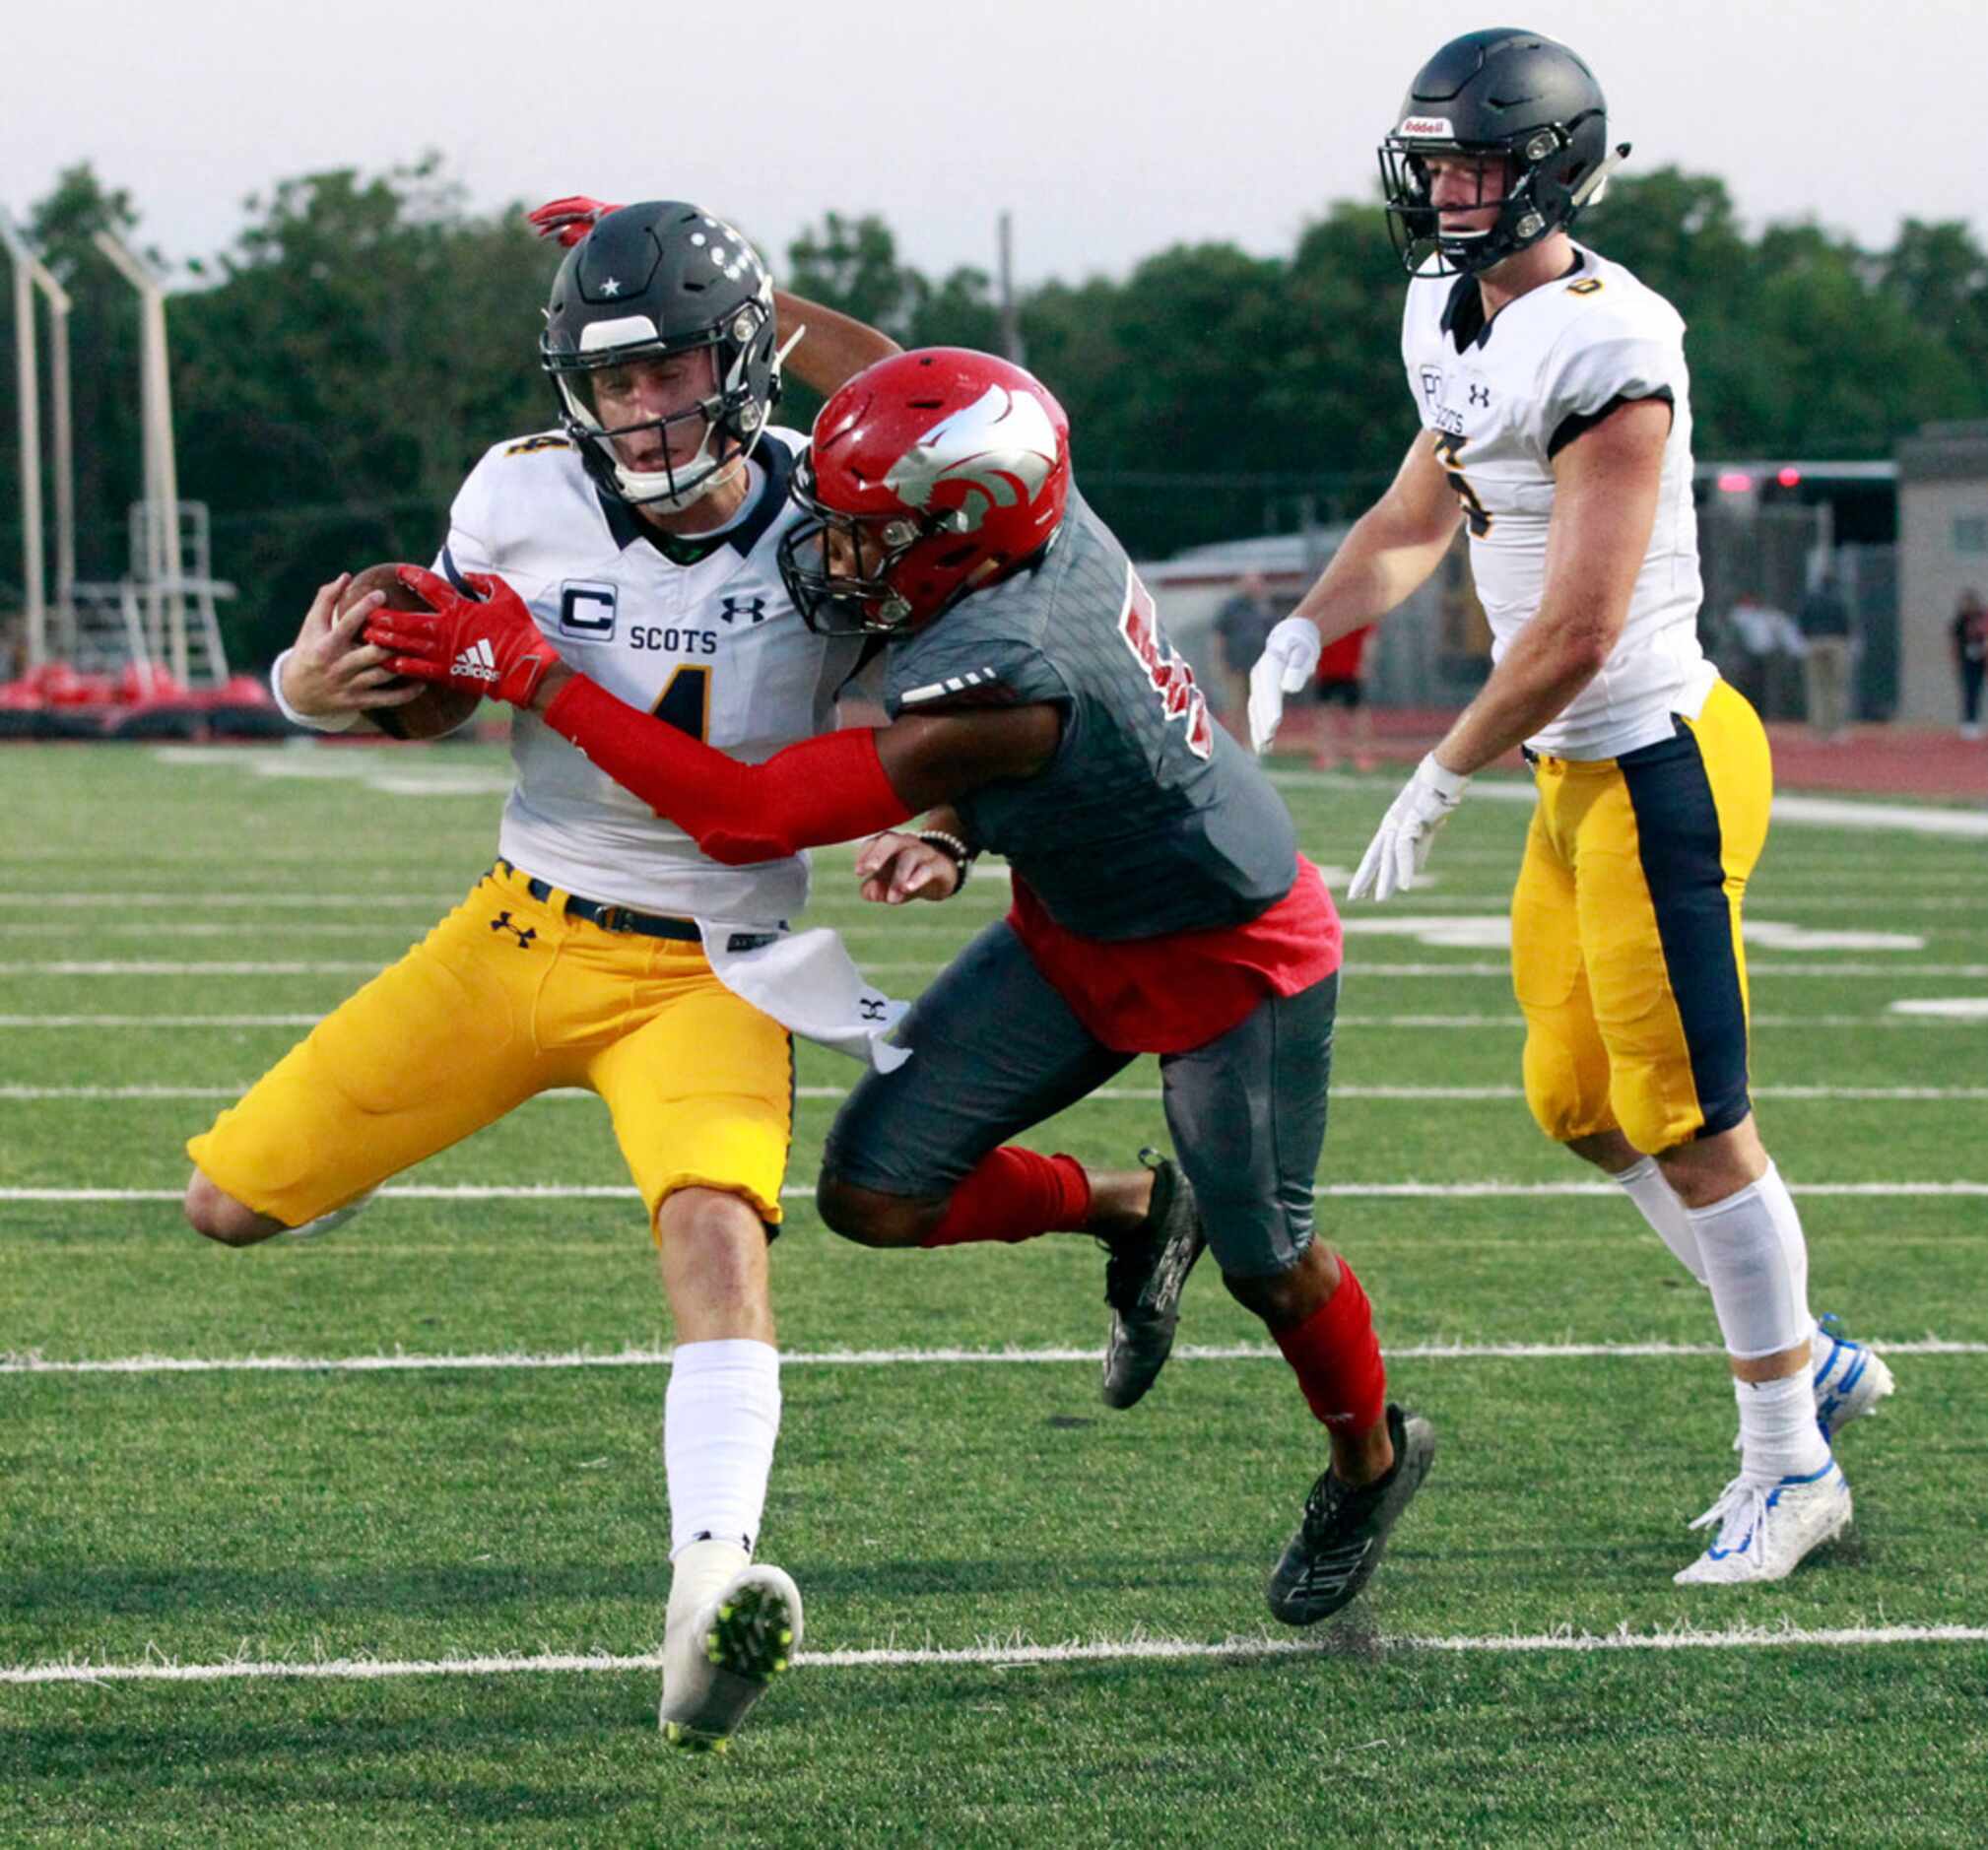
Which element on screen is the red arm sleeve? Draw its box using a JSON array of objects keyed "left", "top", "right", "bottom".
[{"left": 543, "top": 673, "right": 914, "bottom": 865}]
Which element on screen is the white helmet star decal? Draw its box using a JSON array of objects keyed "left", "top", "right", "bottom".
[{"left": 599, "top": 277, "right": 622, "bottom": 297}]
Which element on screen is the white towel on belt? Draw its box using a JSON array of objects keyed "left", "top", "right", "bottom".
[{"left": 697, "top": 921, "right": 912, "bottom": 1073}]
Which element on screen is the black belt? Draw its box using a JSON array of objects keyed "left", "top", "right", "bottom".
[
  {"left": 491, "top": 861, "right": 779, "bottom": 952},
  {"left": 492, "top": 859, "right": 696, "bottom": 940}
]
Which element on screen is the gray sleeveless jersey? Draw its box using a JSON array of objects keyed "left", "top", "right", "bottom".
[{"left": 883, "top": 489, "right": 1297, "bottom": 939}]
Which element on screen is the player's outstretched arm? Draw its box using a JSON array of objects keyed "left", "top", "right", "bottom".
[
  {"left": 368, "top": 569, "right": 1057, "bottom": 864},
  {"left": 1249, "top": 434, "right": 1460, "bottom": 753}
]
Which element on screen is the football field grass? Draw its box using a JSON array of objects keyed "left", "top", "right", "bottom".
[{"left": 3, "top": 740, "right": 1985, "bottom": 1846}]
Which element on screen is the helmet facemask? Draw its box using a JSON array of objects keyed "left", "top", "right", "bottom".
[
  {"left": 545, "top": 297, "right": 775, "bottom": 512},
  {"left": 777, "top": 454, "right": 970, "bottom": 637},
  {"left": 1380, "top": 126, "right": 1591, "bottom": 277}
]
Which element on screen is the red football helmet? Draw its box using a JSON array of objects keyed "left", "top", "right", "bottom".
[{"left": 777, "top": 348, "right": 1071, "bottom": 634}]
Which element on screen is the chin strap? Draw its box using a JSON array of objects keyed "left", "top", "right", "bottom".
[{"left": 1571, "top": 142, "right": 1632, "bottom": 210}]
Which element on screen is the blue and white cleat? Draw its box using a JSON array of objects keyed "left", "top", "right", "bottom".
[
  {"left": 659, "top": 1563, "right": 804, "bottom": 1752},
  {"left": 1673, "top": 1460, "right": 1852, "bottom": 1586},
  {"left": 1810, "top": 1314, "right": 1896, "bottom": 1443}
]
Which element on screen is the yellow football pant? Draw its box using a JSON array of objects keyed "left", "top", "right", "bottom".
[
  {"left": 1511, "top": 679, "right": 1771, "bottom": 1155},
  {"left": 187, "top": 863, "right": 794, "bottom": 1232}
]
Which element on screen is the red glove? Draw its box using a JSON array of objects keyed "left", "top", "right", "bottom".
[
  {"left": 366, "top": 566, "right": 561, "bottom": 708},
  {"left": 526, "top": 195, "right": 625, "bottom": 248}
]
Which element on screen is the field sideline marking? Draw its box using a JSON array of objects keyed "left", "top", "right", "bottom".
[
  {"left": 1275, "top": 772, "right": 1988, "bottom": 838},
  {"left": 9, "top": 1083, "right": 1987, "bottom": 1104},
  {"left": 4, "top": 1337, "right": 1981, "bottom": 1377},
  {"left": 7, "top": 1621, "right": 1986, "bottom": 1687},
  {"left": 7, "top": 1180, "right": 1987, "bottom": 1206}
]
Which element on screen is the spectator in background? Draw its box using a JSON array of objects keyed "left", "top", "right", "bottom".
[
  {"left": 1719, "top": 590, "right": 1805, "bottom": 718},
  {"left": 1214, "top": 572, "right": 1281, "bottom": 731},
  {"left": 1311, "top": 623, "right": 1377, "bottom": 771},
  {"left": 1797, "top": 571, "right": 1856, "bottom": 742},
  {"left": 1951, "top": 587, "right": 1987, "bottom": 741}
]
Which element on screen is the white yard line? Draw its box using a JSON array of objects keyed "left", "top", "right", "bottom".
[
  {"left": 7, "top": 912, "right": 1987, "bottom": 942},
  {"left": 0, "top": 1017, "right": 325, "bottom": 1028},
  {"left": 0, "top": 892, "right": 466, "bottom": 909},
  {"left": 6, "top": 1620, "right": 1985, "bottom": 1687},
  {"left": 6, "top": 1181, "right": 1985, "bottom": 1205},
  {"left": 8, "top": 1083, "right": 1984, "bottom": 1104},
  {"left": 2, "top": 1337, "right": 1979, "bottom": 1379},
  {"left": 1277, "top": 772, "right": 1988, "bottom": 838}
]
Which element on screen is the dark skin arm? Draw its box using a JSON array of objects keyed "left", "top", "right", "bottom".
[{"left": 772, "top": 289, "right": 901, "bottom": 398}]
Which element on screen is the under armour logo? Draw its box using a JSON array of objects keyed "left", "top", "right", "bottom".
[
  {"left": 1468, "top": 382, "right": 1491, "bottom": 407},
  {"left": 490, "top": 911, "right": 537, "bottom": 949},
  {"left": 719, "top": 595, "right": 768, "bottom": 625},
  {"left": 858, "top": 996, "right": 889, "bottom": 1022}
]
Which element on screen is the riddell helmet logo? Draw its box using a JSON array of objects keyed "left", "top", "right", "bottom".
[
  {"left": 1398, "top": 115, "right": 1454, "bottom": 139},
  {"left": 884, "top": 386, "right": 1059, "bottom": 534}
]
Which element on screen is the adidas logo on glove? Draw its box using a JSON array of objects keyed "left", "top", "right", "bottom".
[{"left": 451, "top": 638, "right": 501, "bottom": 684}]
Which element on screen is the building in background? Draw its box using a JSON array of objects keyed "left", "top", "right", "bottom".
[{"left": 1898, "top": 423, "right": 1988, "bottom": 727}]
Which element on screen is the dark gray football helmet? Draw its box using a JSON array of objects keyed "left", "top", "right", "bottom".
[
  {"left": 1379, "top": 30, "right": 1619, "bottom": 277},
  {"left": 540, "top": 201, "right": 782, "bottom": 510}
]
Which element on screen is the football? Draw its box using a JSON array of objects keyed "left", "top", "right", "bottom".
[{"left": 338, "top": 562, "right": 485, "bottom": 741}]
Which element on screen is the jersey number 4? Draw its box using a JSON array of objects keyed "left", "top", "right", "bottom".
[
  {"left": 652, "top": 666, "right": 711, "bottom": 741},
  {"left": 1432, "top": 430, "right": 1493, "bottom": 538}
]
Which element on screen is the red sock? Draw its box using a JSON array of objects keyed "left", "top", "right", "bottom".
[
  {"left": 918, "top": 1149, "right": 1093, "bottom": 1248},
  {"left": 1272, "top": 1258, "right": 1387, "bottom": 1432}
]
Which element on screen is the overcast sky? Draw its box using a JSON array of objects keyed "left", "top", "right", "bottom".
[{"left": 7, "top": 0, "right": 1981, "bottom": 288}]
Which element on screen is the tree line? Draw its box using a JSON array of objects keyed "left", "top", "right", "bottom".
[{"left": 3, "top": 158, "right": 1985, "bottom": 669}]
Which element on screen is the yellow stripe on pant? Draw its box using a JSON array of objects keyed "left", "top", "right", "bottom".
[
  {"left": 186, "top": 863, "right": 794, "bottom": 1233},
  {"left": 1510, "top": 679, "right": 1771, "bottom": 1155}
]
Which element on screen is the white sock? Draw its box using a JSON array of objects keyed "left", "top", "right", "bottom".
[
  {"left": 1686, "top": 1163, "right": 1817, "bottom": 1360},
  {"left": 663, "top": 1338, "right": 781, "bottom": 1559},
  {"left": 1613, "top": 1156, "right": 1706, "bottom": 1284},
  {"left": 1733, "top": 1370, "right": 1830, "bottom": 1485}
]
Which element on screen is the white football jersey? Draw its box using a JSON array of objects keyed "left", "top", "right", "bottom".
[
  {"left": 1401, "top": 243, "right": 1716, "bottom": 759},
  {"left": 436, "top": 429, "right": 863, "bottom": 921}
]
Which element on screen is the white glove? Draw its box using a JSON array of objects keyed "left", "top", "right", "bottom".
[
  {"left": 1349, "top": 752, "right": 1472, "bottom": 901},
  {"left": 1246, "top": 617, "right": 1322, "bottom": 754}
]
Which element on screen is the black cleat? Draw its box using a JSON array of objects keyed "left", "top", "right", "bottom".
[
  {"left": 1100, "top": 1150, "right": 1208, "bottom": 1410},
  {"left": 1266, "top": 1402, "right": 1435, "bottom": 1625}
]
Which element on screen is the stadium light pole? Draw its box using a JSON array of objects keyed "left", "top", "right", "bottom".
[
  {"left": 1, "top": 210, "right": 48, "bottom": 667},
  {"left": 44, "top": 262, "right": 74, "bottom": 648},
  {"left": 93, "top": 229, "right": 187, "bottom": 683},
  {"left": 997, "top": 211, "right": 1025, "bottom": 366},
  {"left": 0, "top": 212, "right": 75, "bottom": 659}
]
